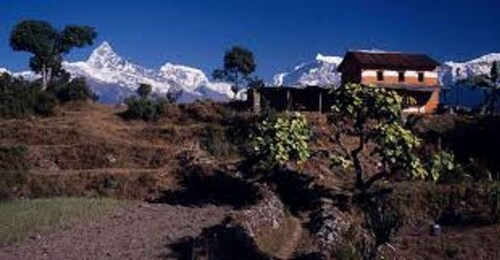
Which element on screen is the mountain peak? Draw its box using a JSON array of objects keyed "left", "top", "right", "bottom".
[
  {"left": 98, "top": 41, "right": 113, "bottom": 51},
  {"left": 86, "top": 41, "right": 126, "bottom": 69}
]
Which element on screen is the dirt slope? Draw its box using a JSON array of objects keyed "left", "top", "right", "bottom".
[{"left": 0, "top": 203, "right": 229, "bottom": 260}]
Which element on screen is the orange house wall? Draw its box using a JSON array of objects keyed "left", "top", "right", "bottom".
[{"left": 361, "top": 75, "right": 438, "bottom": 86}]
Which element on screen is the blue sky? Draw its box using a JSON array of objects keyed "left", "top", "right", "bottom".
[{"left": 1, "top": 0, "right": 499, "bottom": 80}]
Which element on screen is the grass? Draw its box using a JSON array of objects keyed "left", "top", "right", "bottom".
[{"left": 0, "top": 197, "right": 127, "bottom": 245}]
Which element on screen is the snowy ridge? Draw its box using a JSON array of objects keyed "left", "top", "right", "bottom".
[
  {"left": 440, "top": 53, "right": 500, "bottom": 85},
  {"left": 273, "top": 53, "right": 343, "bottom": 87},
  {"left": 0, "top": 68, "right": 10, "bottom": 74},
  {"left": 274, "top": 52, "right": 500, "bottom": 88}
]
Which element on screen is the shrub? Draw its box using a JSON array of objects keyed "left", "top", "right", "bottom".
[
  {"left": 252, "top": 112, "right": 311, "bottom": 168},
  {"left": 34, "top": 91, "right": 57, "bottom": 116},
  {"left": 0, "top": 145, "right": 30, "bottom": 201},
  {"left": 48, "top": 77, "right": 97, "bottom": 102},
  {"left": 121, "top": 96, "right": 165, "bottom": 121},
  {"left": 428, "top": 150, "right": 470, "bottom": 183},
  {"left": 0, "top": 73, "right": 96, "bottom": 118},
  {"left": 0, "top": 73, "right": 48, "bottom": 118},
  {"left": 358, "top": 193, "right": 405, "bottom": 247}
]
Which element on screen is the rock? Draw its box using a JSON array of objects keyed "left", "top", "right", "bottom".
[{"left": 309, "top": 197, "right": 351, "bottom": 246}]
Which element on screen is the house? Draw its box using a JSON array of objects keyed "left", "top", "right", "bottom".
[{"left": 337, "top": 51, "right": 441, "bottom": 113}]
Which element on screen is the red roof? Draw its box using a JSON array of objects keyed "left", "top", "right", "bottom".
[{"left": 338, "top": 51, "right": 440, "bottom": 72}]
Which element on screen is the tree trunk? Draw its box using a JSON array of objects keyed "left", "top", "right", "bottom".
[
  {"left": 351, "top": 135, "right": 365, "bottom": 189},
  {"left": 233, "top": 72, "right": 239, "bottom": 99},
  {"left": 41, "top": 64, "right": 47, "bottom": 90},
  {"left": 365, "top": 170, "right": 388, "bottom": 189}
]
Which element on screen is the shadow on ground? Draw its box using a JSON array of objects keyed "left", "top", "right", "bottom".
[{"left": 164, "top": 222, "right": 271, "bottom": 260}]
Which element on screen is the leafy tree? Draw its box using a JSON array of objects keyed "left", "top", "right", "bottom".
[
  {"left": 247, "top": 76, "right": 265, "bottom": 89},
  {"left": 252, "top": 112, "right": 311, "bottom": 168},
  {"left": 330, "top": 83, "right": 426, "bottom": 189},
  {"left": 10, "top": 20, "right": 96, "bottom": 89},
  {"left": 137, "top": 83, "right": 153, "bottom": 98},
  {"left": 212, "top": 46, "right": 256, "bottom": 98},
  {"left": 461, "top": 61, "right": 500, "bottom": 115}
]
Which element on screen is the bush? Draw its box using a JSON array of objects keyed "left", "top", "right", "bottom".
[
  {"left": 121, "top": 96, "right": 165, "bottom": 121},
  {"left": 358, "top": 193, "right": 405, "bottom": 247},
  {"left": 427, "top": 150, "right": 471, "bottom": 183},
  {"left": 0, "top": 145, "right": 30, "bottom": 201},
  {"left": 48, "top": 77, "right": 97, "bottom": 102},
  {"left": 34, "top": 91, "right": 57, "bottom": 116},
  {"left": 0, "top": 73, "right": 96, "bottom": 118},
  {"left": 252, "top": 112, "right": 311, "bottom": 168},
  {"left": 0, "top": 73, "right": 46, "bottom": 118}
]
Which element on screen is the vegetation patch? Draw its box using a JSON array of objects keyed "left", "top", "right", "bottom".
[{"left": 0, "top": 197, "right": 126, "bottom": 245}]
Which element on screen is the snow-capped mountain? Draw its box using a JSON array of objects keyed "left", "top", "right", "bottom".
[
  {"left": 439, "top": 53, "right": 500, "bottom": 85},
  {"left": 438, "top": 53, "right": 500, "bottom": 108},
  {"left": 1, "top": 41, "right": 233, "bottom": 104},
  {"left": 60, "top": 42, "right": 233, "bottom": 103},
  {"left": 273, "top": 52, "right": 500, "bottom": 89},
  {"left": 273, "top": 53, "right": 343, "bottom": 87}
]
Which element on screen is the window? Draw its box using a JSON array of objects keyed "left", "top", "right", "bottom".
[
  {"left": 377, "top": 71, "right": 384, "bottom": 81},
  {"left": 418, "top": 72, "right": 424, "bottom": 82},
  {"left": 398, "top": 71, "right": 405, "bottom": 82}
]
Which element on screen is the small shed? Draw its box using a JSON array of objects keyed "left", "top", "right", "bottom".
[{"left": 247, "top": 86, "right": 334, "bottom": 113}]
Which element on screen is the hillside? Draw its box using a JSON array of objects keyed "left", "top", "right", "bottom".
[
  {"left": 1, "top": 101, "right": 500, "bottom": 259},
  {"left": 0, "top": 101, "right": 258, "bottom": 200}
]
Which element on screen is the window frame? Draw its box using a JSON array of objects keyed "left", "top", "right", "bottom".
[
  {"left": 417, "top": 72, "right": 425, "bottom": 83},
  {"left": 376, "top": 70, "right": 384, "bottom": 81},
  {"left": 398, "top": 71, "right": 405, "bottom": 82}
]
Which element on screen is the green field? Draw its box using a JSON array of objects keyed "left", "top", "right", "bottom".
[{"left": 0, "top": 197, "right": 126, "bottom": 245}]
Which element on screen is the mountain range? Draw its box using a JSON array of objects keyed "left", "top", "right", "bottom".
[
  {"left": 1, "top": 42, "right": 233, "bottom": 104},
  {"left": 273, "top": 52, "right": 500, "bottom": 87},
  {"left": 1, "top": 42, "right": 499, "bottom": 104}
]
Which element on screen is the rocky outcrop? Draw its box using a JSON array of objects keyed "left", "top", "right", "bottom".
[{"left": 231, "top": 184, "right": 286, "bottom": 237}]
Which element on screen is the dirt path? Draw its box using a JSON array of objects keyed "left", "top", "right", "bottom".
[{"left": 0, "top": 203, "right": 229, "bottom": 260}]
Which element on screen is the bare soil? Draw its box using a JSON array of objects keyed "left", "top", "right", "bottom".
[{"left": 0, "top": 203, "right": 229, "bottom": 260}]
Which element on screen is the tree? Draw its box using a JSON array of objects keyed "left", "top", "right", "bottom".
[
  {"left": 247, "top": 76, "right": 265, "bottom": 89},
  {"left": 212, "top": 46, "right": 256, "bottom": 98},
  {"left": 461, "top": 61, "right": 500, "bottom": 115},
  {"left": 330, "top": 83, "right": 426, "bottom": 189},
  {"left": 166, "top": 88, "right": 183, "bottom": 104},
  {"left": 10, "top": 20, "right": 96, "bottom": 89},
  {"left": 137, "top": 83, "right": 152, "bottom": 98}
]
